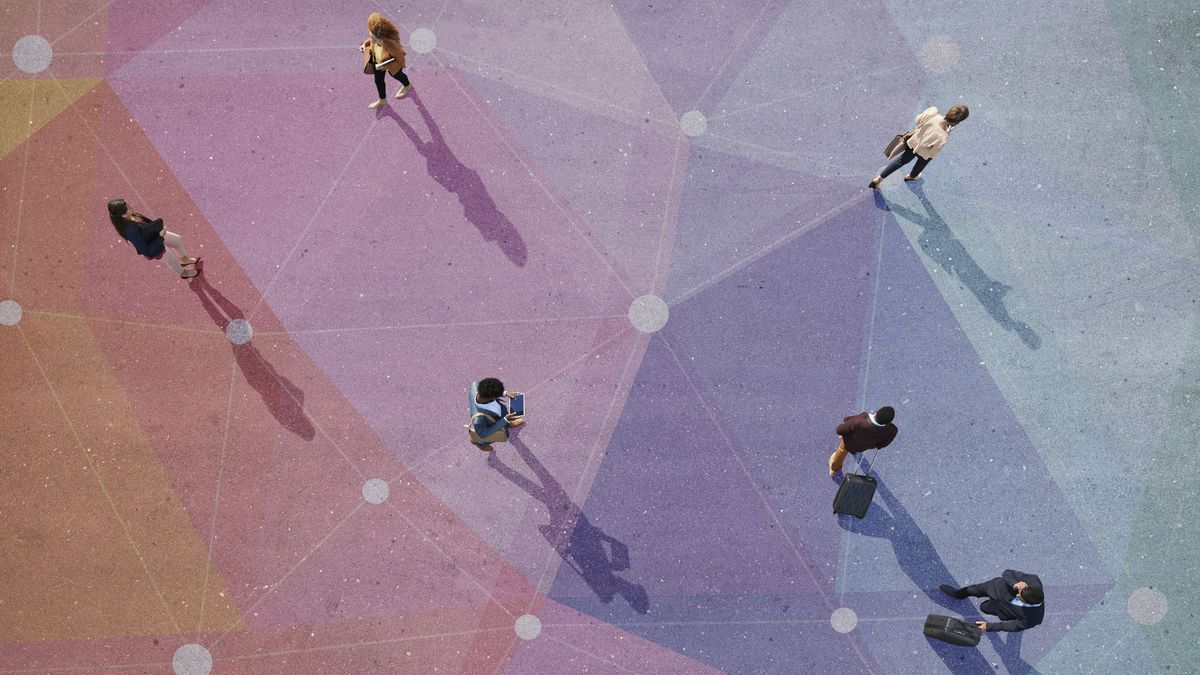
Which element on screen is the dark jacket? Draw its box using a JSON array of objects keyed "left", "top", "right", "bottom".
[
  {"left": 120, "top": 216, "right": 165, "bottom": 258},
  {"left": 836, "top": 411, "right": 898, "bottom": 454},
  {"left": 978, "top": 569, "right": 1045, "bottom": 632}
]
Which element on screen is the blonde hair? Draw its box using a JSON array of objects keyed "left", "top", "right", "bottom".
[{"left": 367, "top": 12, "right": 400, "bottom": 42}]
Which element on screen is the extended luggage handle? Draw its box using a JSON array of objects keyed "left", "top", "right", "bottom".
[{"left": 859, "top": 446, "right": 883, "bottom": 476}]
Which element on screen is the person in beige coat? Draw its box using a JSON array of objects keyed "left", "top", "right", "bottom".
[
  {"left": 359, "top": 12, "right": 411, "bottom": 109},
  {"left": 870, "top": 104, "right": 969, "bottom": 188}
]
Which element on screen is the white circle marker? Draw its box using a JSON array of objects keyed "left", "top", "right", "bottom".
[
  {"left": 362, "top": 478, "right": 390, "bottom": 504},
  {"left": 0, "top": 300, "right": 22, "bottom": 326},
  {"left": 628, "top": 295, "right": 668, "bottom": 333},
  {"left": 1128, "top": 586, "right": 1167, "bottom": 625},
  {"left": 920, "top": 36, "right": 960, "bottom": 74},
  {"left": 13, "top": 35, "right": 52, "bottom": 74},
  {"left": 831, "top": 607, "right": 858, "bottom": 633},
  {"left": 172, "top": 644, "right": 213, "bottom": 675},
  {"left": 410, "top": 28, "right": 437, "bottom": 54},
  {"left": 679, "top": 110, "right": 708, "bottom": 137},
  {"left": 514, "top": 614, "right": 542, "bottom": 640},
  {"left": 226, "top": 318, "right": 252, "bottom": 345}
]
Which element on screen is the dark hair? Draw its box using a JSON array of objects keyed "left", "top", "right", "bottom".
[
  {"left": 478, "top": 378, "right": 505, "bottom": 400},
  {"left": 1020, "top": 586, "right": 1043, "bottom": 605},
  {"left": 874, "top": 406, "right": 895, "bottom": 425},
  {"left": 944, "top": 104, "right": 969, "bottom": 125},
  {"left": 107, "top": 198, "right": 130, "bottom": 235}
]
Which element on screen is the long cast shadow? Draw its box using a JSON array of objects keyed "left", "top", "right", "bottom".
[
  {"left": 838, "top": 476, "right": 1033, "bottom": 673},
  {"left": 488, "top": 434, "right": 648, "bottom": 613},
  {"left": 189, "top": 270, "right": 315, "bottom": 440},
  {"left": 878, "top": 184, "right": 1040, "bottom": 349},
  {"left": 379, "top": 92, "right": 527, "bottom": 266}
]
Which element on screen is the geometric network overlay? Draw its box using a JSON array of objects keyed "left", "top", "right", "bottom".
[{"left": 2, "top": 1, "right": 1197, "bottom": 673}]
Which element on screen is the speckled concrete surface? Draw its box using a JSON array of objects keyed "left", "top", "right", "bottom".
[{"left": 1, "top": 1, "right": 1197, "bottom": 673}]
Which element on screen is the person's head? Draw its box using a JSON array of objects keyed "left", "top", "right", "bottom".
[
  {"left": 944, "top": 104, "right": 969, "bottom": 126},
  {"left": 107, "top": 198, "right": 131, "bottom": 233},
  {"left": 367, "top": 12, "right": 400, "bottom": 42},
  {"left": 873, "top": 406, "right": 895, "bottom": 425},
  {"left": 477, "top": 377, "right": 505, "bottom": 402},
  {"left": 1019, "top": 585, "right": 1043, "bottom": 605}
]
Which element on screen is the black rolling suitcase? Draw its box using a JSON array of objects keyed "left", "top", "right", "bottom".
[
  {"left": 923, "top": 614, "right": 982, "bottom": 647},
  {"left": 833, "top": 447, "right": 881, "bottom": 518}
]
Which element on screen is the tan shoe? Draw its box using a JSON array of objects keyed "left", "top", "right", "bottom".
[
  {"left": 179, "top": 256, "right": 199, "bottom": 266},
  {"left": 368, "top": 98, "right": 386, "bottom": 109},
  {"left": 180, "top": 269, "right": 199, "bottom": 279},
  {"left": 394, "top": 85, "right": 411, "bottom": 99}
]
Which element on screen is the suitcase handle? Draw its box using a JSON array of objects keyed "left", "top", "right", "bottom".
[{"left": 860, "top": 446, "right": 883, "bottom": 476}]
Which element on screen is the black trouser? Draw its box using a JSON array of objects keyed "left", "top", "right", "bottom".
[
  {"left": 878, "top": 145, "right": 931, "bottom": 179},
  {"left": 374, "top": 69, "right": 410, "bottom": 98}
]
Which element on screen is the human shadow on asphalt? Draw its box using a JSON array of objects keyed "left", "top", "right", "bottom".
[
  {"left": 189, "top": 268, "right": 315, "bottom": 440},
  {"left": 872, "top": 185, "right": 1040, "bottom": 350},
  {"left": 378, "top": 92, "right": 527, "bottom": 266},
  {"left": 488, "top": 434, "right": 648, "bottom": 613}
]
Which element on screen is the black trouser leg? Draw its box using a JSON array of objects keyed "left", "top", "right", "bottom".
[
  {"left": 393, "top": 69, "right": 410, "bottom": 87},
  {"left": 373, "top": 70, "right": 387, "bottom": 99},
  {"left": 961, "top": 583, "right": 989, "bottom": 598}
]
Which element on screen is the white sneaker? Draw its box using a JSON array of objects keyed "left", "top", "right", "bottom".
[
  {"left": 394, "top": 85, "right": 411, "bottom": 99},
  {"left": 368, "top": 98, "right": 386, "bottom": 109}
]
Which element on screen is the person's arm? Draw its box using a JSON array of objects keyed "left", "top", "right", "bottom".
[
  {"left": 1002, "top": 569, "right": 1026, "bottom": 587},
  {"left": 914, "top": 106, "right": 938, "bottom": 125},
  {"left": 472, "top": 413, "right": 509, "bottom": 438},
  {"left": 982, "top": 618, "right": 1029, "bottom": 633}
]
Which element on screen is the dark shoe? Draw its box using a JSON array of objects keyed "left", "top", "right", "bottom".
[
  {"left": 904, "top": 175, "right": 921, "bottom": 182},
  {"left": 868, "top": 176, "right": 882, "bottom": 189},
  {"left": 478, "top": 443, "right": 494, "bottom": 452},
  {"left": 939, "top": 584, "right": 967, "bottom": 599}
]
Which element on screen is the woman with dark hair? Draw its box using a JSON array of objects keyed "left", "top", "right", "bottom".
[
  {"left": 107, "top": 198, "right": 199, "bottom": 279},
  {"left": 359, "top": 12, "right": 411, "bottom": 109},
  {"left": 870, "top": 104, "right": 969, "bottom": 188}
]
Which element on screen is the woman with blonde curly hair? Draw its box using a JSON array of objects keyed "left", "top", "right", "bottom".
[{"left": 359, "top": 12, "right": 411, "bottom": 109}]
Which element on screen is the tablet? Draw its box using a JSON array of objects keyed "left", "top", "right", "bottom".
[{"left": 510, "top": 394, "right": 525, "bottom": 416}]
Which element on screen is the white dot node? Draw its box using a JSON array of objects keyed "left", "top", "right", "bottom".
[
  {"left": 679, "top": 110, "right": 708, "bottom": 137},
  {"left": 13, "top": 35, "right": 52, "bottom": 74},
  {"left": 831, "top": 607, "right": 858, "bottom": 633},
  {"left": 172, "top": 644, "right": 212, "bottom": 675},
  {"left": 1128, "top": 586, "right": 1167, "bottom": 625},
  {"left": 920, "top": 36, "right": 960, "bottom": 74},
  {"left": 0, "top": 300, "right": 22, "bottom": 326},
  {"left": 362, "top": 478, "right": 390, "bottom": 504},
  {"left": 410, "top": 28, "right": 437, "bottom": 54},
  {"left": 226, "top": 318, "right": 252, "bottom": 345},
  {"left": 628, "top": 294, "right": 669, "bottom": 333},
  {"left": 514, "top": 614, "right": 542, "bottom": 640}
]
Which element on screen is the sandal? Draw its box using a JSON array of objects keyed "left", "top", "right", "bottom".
[
  {"left": 180, "top": 269, "right": 199, "bottom": 279},
  {"left": 180, "top": 256, "right": 199, "bottom": 266}
]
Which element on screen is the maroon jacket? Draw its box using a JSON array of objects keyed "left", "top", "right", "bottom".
[{"left": 836, "top": 412, "right": 898, "bottom": 454}]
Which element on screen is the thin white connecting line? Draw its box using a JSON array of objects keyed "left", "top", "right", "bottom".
[
  {"left": 670, "top": 192, "right": 868, "bottom": 306},
  {"left": 272, "top": 313, "right": 625, "bottom": 337},
  {"left": 27, "top": 310, "right": 224, "bottom": 336},
  {"left": 432, "top": 46, "right": 679, "bottom": 135},
  {"left": 430, "top": 52, "right": 639, "bottom": 300},
  {"left": 52, "top": 45, "right": 351, "bottom": 57},
  {"left": 541, "top": 632, "right": 644, "bottom": 674},
  {"left": 49, "top": 2, "right": 106, "bottom": 48},
  {"left": 432, "top": 0, "right": 454, "bottom": 28},
  {"left": 15, "top": 325, "right": 182, "bottom": 634},
  {"left": 194, "top": 358, "right": 240, "bottom": 638},
  {"left": 653, "top": 332, "right": 877, "bottom": 673},
  {"left": 648, "top": 134, "right": 686, "bottom": 294},
  {"left": 688, "top": 0, "right": 778, "bottom": 113},
  {"left": 525, "top": 328, "right": 646, "bottom": 605},
  {"left": 708, "top": 62, "right": 913, "bottom": 122},
  {"left": 207, "top": 499, "right": 366, "bottom": 650},
  {"left": 699, "top": 131, "right": 865, "bottom": 183},
  {"left": 7, "top": 80, "right": 38, "bottom": 296},
  {"left": 211, "top": 626, "right": 513, "bottom": 663},
  {"left": 381, "top": 498, "right": 520, "bottom": 620},
  {"left": 835, "top": 202, "right": 888, "bottom": 601},
  {"left": 387, "top": 324, "right": 634, "bottom": 485}
]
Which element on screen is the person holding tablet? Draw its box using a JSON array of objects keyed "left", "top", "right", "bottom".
[
  {"left": 467, "top": 378, "right": 524, "bottom": 451},
  {"left": 359, "top": 12, "right": 411, "bottom": 109}
]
